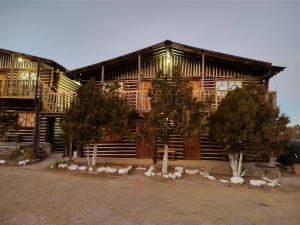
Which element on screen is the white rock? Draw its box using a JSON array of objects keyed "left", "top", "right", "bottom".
[
  {"left": 0, "top": 160, "right": 6, "bottom": 164},
  {"left": 185, "top": 169, "right": 199, "bottom": 175},
  {"left": 200, "top": 171, "right": 209, "bottom": 178},
  {"left": 266, "top": 182, "right": 277, "bottom": 187},
  {"left": 18, "top": 160, "right": 27, "bottom": 166},
  {"left": 105, "top": 167, "right": 117, "bottom": 173},
  {"left": 136, "top": 167, "right": 147, "bottom": 170},
  {"left": 58, "top": 163, "right": 68, "bottom": 169},
  {"left": 174, "top": 171, "right": 182, "bottom": 178},
  {"left": 219, "top": 179, "right": 230, "bottom": 183},
  {"left": 144, "top": 165, "right": 155, "bottom": 177},
  {"left": 151, "top": 172, "right": 156, "bottom": 176},
  {"left": 78, "top": 166, "right": 87, "bottom": 171},
  {"left": 118, "top": 166, "right": 132, "bottom": 175},
  {"left": 207, "top": 175, "right": 216, "bottom": 180},
  {"left": 174, "top": 166, "right": 184, "bottom": 173},
  {"left": 88, "top": 167, "right": 94, "bottom": 172},
  {"left": 250, "top": 179, "right": 266, "bottom": 187},
  {"left": 97, "top": 167, "right": 106, "bottom": 173},
  {"left": 163, "top": 174, "right": 169, "bottom": 179},
  {"left": 230, "top": 176, "right": 244, "bottom": 184},
  {"left": 156, "top": 172, "right": 162, "bottom": 176},
  {"left": 262, "top": 176, "right": 281, "bottom": 187},
  {"left": 67, "top": 164, "right": 78, "bottom": 171},
  {"left": 168, "top": 173, "right": 177, "bottom": 179}
]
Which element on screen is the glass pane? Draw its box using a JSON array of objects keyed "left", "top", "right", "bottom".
[{"left": 19, "top": 71, "right": 30, "bottom": 80}]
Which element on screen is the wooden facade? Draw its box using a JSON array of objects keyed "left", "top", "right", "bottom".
[
  {"left": 0, "top": 41, "right": 284, "bottom": 160},
  {"left": 69, "top": 40, "right": 284, "bottom": 160},
  {"left": 0, "top": 48, "right": 79, "bottom": 155}
]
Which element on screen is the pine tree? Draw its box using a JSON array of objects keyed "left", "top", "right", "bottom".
[
  {"left": 147, "top": 67, "right": 203, "bottom": 173},
  {"left": 63, "top": 79, "right": 132, "bottom": 166},
  {"left": 209, "top": 88, "right": 258, "bottom": 178},
  {"left": 209, "top": 84, "right": 292, "bottom": 178},
  {"left": 246, "top": 83, "right": 292, "bottom": 161}
]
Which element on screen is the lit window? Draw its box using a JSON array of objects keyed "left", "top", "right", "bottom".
[
  {"left": 18, "top": 112, "right": 35, "bottom": 127},
  {"left": 19, "top": 71, "right": 37, "bottom": 80}
]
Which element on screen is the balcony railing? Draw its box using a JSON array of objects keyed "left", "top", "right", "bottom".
[
  {"left": 0, "top": 79, "right": 37, "bottom": 98},
  {"left": 42, "top": 92, "right": 76, "bottom": 113}
]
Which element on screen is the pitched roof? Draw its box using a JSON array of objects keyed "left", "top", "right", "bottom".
[
  {"left": 0, "top": 48, "right": 67, "bottom": 71},
  {"left": 68, "top": 40, "right": 285, "bottom": 77}
]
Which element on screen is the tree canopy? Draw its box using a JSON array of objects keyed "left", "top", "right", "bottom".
[
  {"left": 209, "top": 84, "right": 292, "bottom": 161},
  {"left": 209, "top": 88, "right": 257, "bottom": 154},
  {"left": 62, "top": 79, "right": 132, "bottom": 157},
  {"left": 147, "top": 67, "right": 203, "bottom": 144}
]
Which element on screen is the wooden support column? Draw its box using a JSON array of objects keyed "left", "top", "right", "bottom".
[
  {"left": 101, "top": 65, "right": 104, "bottom": 83},
  {"left": 138, "top": 54, "right": 141, "bottom": 86},
  {"left": 9, "top": 54, "right": 15, "bottom": 95},
  {"left": 138, "top": 54, "right": 141, "bottom": 110},
  {"left": 33, "top": 59, "right": 41, "bottom": 158},
  {"left": 201, "top": 53, "right": 205, "bottom": 99}
]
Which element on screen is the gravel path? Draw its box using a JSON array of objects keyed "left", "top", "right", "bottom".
[{"left": 0, "top": 166, "right": 299, "bottom": 225}]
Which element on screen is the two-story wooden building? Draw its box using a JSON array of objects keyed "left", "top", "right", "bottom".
[
  {"left": 0, "top": 48, "right": 79, "bottom": 155},
  {"left": 68, "top": 40, "right": 284, "bottom": 160},
  {"left": 0, "top": 41, "right": 284, "bottom": 160}
]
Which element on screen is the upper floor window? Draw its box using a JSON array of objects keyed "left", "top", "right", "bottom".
[
  {"left": 216, "top": 80, "right": 242, "bottom": 98},
  {"left": 19, "top": 71, "right": 37, "bottom": 80}
]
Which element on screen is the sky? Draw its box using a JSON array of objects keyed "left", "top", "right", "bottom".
[{"left": 0, "top": 0, "right": 299, "bottom": 125}]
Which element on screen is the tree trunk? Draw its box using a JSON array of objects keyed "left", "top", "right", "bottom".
[
  {"left": 152, "top": 136, "right": 157, "bottom": 165},
  {"left": 69, "top": 141, "right": 73, "bottom": 161},
  {"left": 162, "top": 144, "right": 168, "bottom": 174},
  {"left": 92, "top": 143, "right": 97, "bottom": 167},
  {"left": 228, "top": 151, "right": 243, "bottom": 177}
]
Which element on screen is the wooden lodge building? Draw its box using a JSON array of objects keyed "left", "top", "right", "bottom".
[{"left": 0, "top": 40, "right": 284, "bottom": 160}]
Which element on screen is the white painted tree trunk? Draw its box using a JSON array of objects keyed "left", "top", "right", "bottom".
[
  {"left": 92, "top": 143, "right": 97, "bottom": 167},
  {"left": 87, "top": 154, "right": 91, "bottom": 167},
  {"left": 162, "top": 144, "right": 168, "bottom": 174},
  {"left": 228, "top": 152, "right": 243, "bottom": 177}
]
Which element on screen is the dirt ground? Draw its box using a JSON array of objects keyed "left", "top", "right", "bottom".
[{"left": 0, "top": 165, "right": 300, "bottom": 225}]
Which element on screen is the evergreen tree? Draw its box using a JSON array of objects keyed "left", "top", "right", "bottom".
[
  {"left": 209, "top": 88, "right": 257, "bottom": 178},
  {"left": 63, "top": 79, "right": 132, "bottom": 166},
  {"left": 210, "top": 84, "right": 292, "bottom": 178},
  {"left": 147, "top": 67, "right": 203, "bottom": 173},
  {"left": 246, "top": 83, "right": 292, "bottom": 161}
]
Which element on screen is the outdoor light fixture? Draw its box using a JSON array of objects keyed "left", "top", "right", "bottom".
[
  {"left": 166, "top": 52, "right": 171, "bottom": 64},
  {"left": 17, "top": 57, "right": 23, "bottom": 62}
]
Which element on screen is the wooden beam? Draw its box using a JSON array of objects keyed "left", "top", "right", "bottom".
[
  {"left": 138, "top": 54, "right": 141, "bottom": 86},
  {"left": 201, "top": 54, "right": 205, "bottom": 99},
  {"left": 33, "top": 59, "right": 41, "bottom": 158},
  {"left": 101, "top": 65, "right": 104, "bottom": 82}
]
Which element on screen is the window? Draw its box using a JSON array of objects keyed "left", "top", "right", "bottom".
[
  {"left": 19, "top": 71, "right": 37, "bottom": 80},
  {"left": 18, "top": 112, "right": 35, "bottom": 127},
  {"left": 216, "top": 80, "right": 242, "bottom": 97}
]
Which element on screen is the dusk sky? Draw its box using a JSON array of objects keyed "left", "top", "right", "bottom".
[{"left": 0, "top": 0, "right": 299, "bottom": 125}]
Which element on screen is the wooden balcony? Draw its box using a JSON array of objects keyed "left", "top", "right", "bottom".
[
  {"left": 42, "top": 92, "right": 76, "bottom": 113},
  {"left": 0, "top": 79, "right": 37, "bottom": 99}
]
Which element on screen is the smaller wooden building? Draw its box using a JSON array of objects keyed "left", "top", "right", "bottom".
[{"left": 0, "top": 48, "right": 79, "bottom": 155}]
